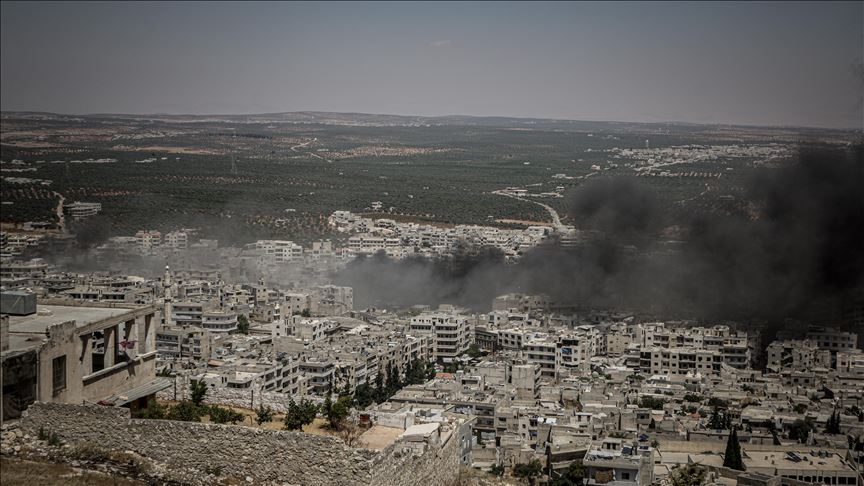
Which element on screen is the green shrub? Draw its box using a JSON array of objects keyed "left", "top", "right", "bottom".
[{"left": 208, "top": 405, "right": 245, "bottom": 425}]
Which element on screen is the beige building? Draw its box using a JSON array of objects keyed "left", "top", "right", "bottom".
[
  {"left": 410, "top": 313, "right": 471, "bottom": 362},
  {"left": 1, "top": 303, "right": 166, "bottom": 422}
]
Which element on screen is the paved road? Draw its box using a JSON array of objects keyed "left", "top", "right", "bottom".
[
  {"left": 53, "top": 191, "right": 66, "bottom": 233},
  {"left": 291, "top": 138, "right": 332, "bottom": 162},
  {"left": 492, "top": 189, "right": 566, "bottom": 233},
  {"left": 290, "top": 138, "right": 315, "bottom": 152}
]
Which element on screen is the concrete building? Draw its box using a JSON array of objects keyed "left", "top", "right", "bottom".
[
  {"left": 311, "top": 285, "right": 353, "bottom": 316},
  {"left": 201, "top": 311, "right": 238, "bottom": 333},
  {"left": 255, "top": 240, "right": 304, "bottom": 263},
  {"left": 806, "top": 326, "right": 858, "bottom": 352},
  {"left": 410, "top": 313, "right": 471, "bottom": 362},
  {"left": 163, "top": 231, "right": 188, "bottom": 250},
  {"left": 583, "top": 439, "right": 654, "bottom": 486},
  {"left": 64, "top": 201, "right": 102, "bottom": 221},
  {"left": 766, "top": 340, "right": 819, "bottom": 373},
  {"left": 1, "top": 303, "right": 166, "bottom": 421},
  {"left": 171, "top": 302, "right": 204, "bottom": 326},
  {"left": 156, "top": 325, "right": 211, "bottom": 361},
  {"left": 638, "top": 347, "right": 723, "bottom": 376},
  {"left": 135, "top": 230, "right": 162, "bottom": 252}
]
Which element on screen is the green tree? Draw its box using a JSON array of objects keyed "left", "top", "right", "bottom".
[
  {"left": 793, "top": 403, "right": 808, "bottom": 414},
  {"left": 374, "top": 369, "right": 386, "bottom": 403},
  {"left": 513, "top": 459, "right": 544, "bottom": 486},
  {"left": 323, "top": 394, "right": 333, "bottom": 423},
  {"left": 550, "top": 460, "right": 585, "bottom": 486},
  {"left": 640, "top": 396, "right": 666, "bottom": 410},
  {"left": 683, "top": 394, "right": 703, "bottom": 403},
  {"left": 385, "top": 362, "right": 401, "bottom": 397},
  {"left": 255, "top": 404, "right": 274, "bottom": 425},
  {"left": 167, "top": 400, "right": 203, "bottom": 422},
  {"left": 466, "top": 344, "right": 483, "bottom": 358},
  {"left": 301, "top": 308, "right": 311, "bottom": 317},
  {"left": 404, "top": 358, "right": 431, "bottom": 385},
  {"left": 489, "top": 463, "right": 504, "bottom": 477},
  {"left": 236, "top": 314, "right": 250, "bottom": 334},
  {"left": 707, "top": 397, "right": 729, "bottom": 408},
  {"left": 788, "top": 419, "right": 813, "bottom": 443},
  {"left": 325, "top": 396, "right": 352, "bottom": 429},
  {"left": 136, "top": 399, "right": 167, "bottom": 420},
  {"left": 708, "top": 406, "right": 727, "bottom": 430},
  {"left": 283, "top": 398, "right": 318, "bottom": 431},
  {"left": 425, "top": 360, "right": 437, "bottom": 380},
  {"left": 209, "top": 405, "right": 244, "bottom": 424},
  {"left": 826, "top": 410, "right": 841, "bottom": 434},
  {"left": 353, "top": 383, "right": 374, "bottom": 409},
  {"left": 190, "top": 379, "right": 207, "bottom": 407},
  {"left": 723, "top": 427, "right": 745, "bottom": 471}
]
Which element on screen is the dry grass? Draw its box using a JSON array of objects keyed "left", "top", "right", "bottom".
[
  {"left": 357, "top": 425, "right": 404, "bottom": 449},
  {"left": 157, "top": 401, "right": 345, "bottom": 438},
  {"left": 0, "top": 457, "right": 145, "bottom": 486}
]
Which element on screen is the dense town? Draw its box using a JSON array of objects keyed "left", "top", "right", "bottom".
[{"left": 2, "top": 208, "right": 862, "bottom": 486}]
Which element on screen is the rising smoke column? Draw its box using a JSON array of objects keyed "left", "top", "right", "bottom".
[{"left": 334, "top": 144, "right": 864, "bottom": 321}]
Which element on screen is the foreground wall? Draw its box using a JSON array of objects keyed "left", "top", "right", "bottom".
[{"left": 18, "top": 402, "right": 461, "bottom": 486}]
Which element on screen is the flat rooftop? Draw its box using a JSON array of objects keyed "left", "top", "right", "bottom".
[{"left": 4, "top": 304, "right": 135, "bottom": 352}]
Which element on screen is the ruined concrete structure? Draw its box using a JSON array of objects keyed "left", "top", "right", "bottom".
[{"left": 1, "top": 303, "right": 165, "bottom": 421}]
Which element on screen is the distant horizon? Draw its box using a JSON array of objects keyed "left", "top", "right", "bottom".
[
  {"left": 3, "top": 108, "right": 860, "bottom": 132},
  {"left": 2, "top": 2, "right": 861, "bottom": 130}
]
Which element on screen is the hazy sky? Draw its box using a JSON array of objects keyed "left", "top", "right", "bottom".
[{"left": 2, "top": 1, "right": 862, "bottom": 128}]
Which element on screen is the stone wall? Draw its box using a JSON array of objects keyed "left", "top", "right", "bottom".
[
  {"left": 157, "top": 378, "right": 323, "bottom": 413},
  {"left": 17, "top": 402, "right": 462, "bottom": 486},
  {"left": 368, "top": 425, "right": 462, "bottom": 486}
]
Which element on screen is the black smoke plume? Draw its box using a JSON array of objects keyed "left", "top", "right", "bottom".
[{"left": 334, "top": 144, "right": 864, "bottom": 323}]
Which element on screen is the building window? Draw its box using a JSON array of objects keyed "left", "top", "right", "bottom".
[{"left": 52, "top": 355, "right": 67, "bottom": 394}]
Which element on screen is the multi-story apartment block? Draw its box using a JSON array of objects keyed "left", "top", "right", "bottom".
[
  {"left": 410, "top": 313, "right": 471, "bottom": 361},
  {"left": 156, "top": 325, "right": 211, "bottom": 361},
  {"left": 201, "top": 311, "right": 238, "bottom": 333},
  {"left": 523, "top": 338, "right": 558, "bottom": 378},
  {"left": 766, "top": 339, "right": 819, "bottom": 373},
  {"left": 255, "top": 240, "right": 303, "bottom": 263},
  {"left": 281, "top": 292, "right": 311, "bottom": 315},
  {"left": 638, "top": 347, "right": 722, "bottom": 375},
  {"left": 347, "top": 234, "right": 404, "bottom": 258},
  {"left": 163, "top": 231, "right": 188, "bottom": 250},
  {"left": 277, "top": 315, "right": 339, "bottom": 343},
  {"left": 311, "top": 285, "right": 353, "bottom": 316},
  {"left": 806, "top": 326, "right": 858, "bottom": 352},
  {"left": 64, "top": 201, "right": 102, "bottom": 220},
  {"left": 171, "top": 302, "right": 204, "bottom": 326},
  {"left": 298, "top": 359, "right": 334, "bottom": 395},
  {"left": 135, "top": 230, "right": 162, "bottom": 251},
  {"left": 636, "top": 323, "right": 755, "bottom": 369},
  {"left": 836, "top": 349, "right": 864, "bottom": 375}
]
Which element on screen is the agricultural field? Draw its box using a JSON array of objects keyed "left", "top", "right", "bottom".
[{"left": 0, "top": 112, "right": 853, "bottom": 244}]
